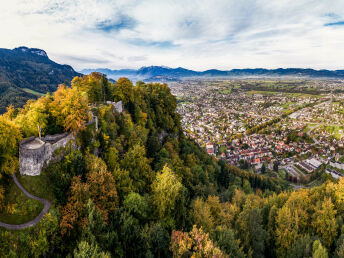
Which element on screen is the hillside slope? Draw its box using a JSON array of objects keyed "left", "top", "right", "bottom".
[{"left": 0, "top": 46, "right": 81, "bottom": 113}]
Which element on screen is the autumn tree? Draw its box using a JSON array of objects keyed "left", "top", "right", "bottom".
[
  {"left": 170, "top": 226, "right": 225, "bottom": 257},
  {"left": 72, "top": 72, "right": 114, "bottom": 103},
  {"left": 0, "top": 116, "right": 22, "bottom": 176},
  {"left": 50, "top": 85, "right": 90, "bottom": 134},
  {"left": 60, "top": 155, "right": 118, "bottom": 235},
  {"left": 152, "top": 165, "right": 184, "bottom": 228},
  {"left": 312, "top": 197, "right": 338, "bottom": 247}
]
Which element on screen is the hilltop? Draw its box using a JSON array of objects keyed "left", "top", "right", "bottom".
[{"left": 0, "top": 46, "right": 81, "bottom": 113}]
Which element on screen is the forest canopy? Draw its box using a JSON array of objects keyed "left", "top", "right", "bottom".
[{"left": 0, "top": 72, "right": 341, "bottom": 257}]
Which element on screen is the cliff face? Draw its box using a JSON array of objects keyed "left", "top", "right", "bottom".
[{"left": 19, "top": 133, "right": 75, "bottom": 176}]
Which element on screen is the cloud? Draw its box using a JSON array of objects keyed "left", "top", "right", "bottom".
[
  {"left": 324, "top": 21, "right": 344, "bottom": 26},
  {"left": 1, "top": 0, "right": 344, "bottom": 70},
  {"left": 95, "top": 15, "right": 136, "bottom": 33}
]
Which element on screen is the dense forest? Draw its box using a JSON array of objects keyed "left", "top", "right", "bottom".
[{"left": 0, "top": 73, "right": 342, "bottom": 257}]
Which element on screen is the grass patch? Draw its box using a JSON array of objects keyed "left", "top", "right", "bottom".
[
  {"left": 320, "top": 125, "right": 344, "bottom": 140},
  {"left": 22, "top": 88, "right": 46, "bottom": 97},
  {"left": 16, "top": 171, "right": 54, "bottom": 201},
  {"left": 220, "top": 88, "right": 232, "bottom": 94},
  {"left": 0, "top": 176, "right": 43, "bottom": 225}
]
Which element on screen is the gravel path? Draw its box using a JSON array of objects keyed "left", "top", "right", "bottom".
[{"left": 0, "top": 174, "right": 51, "bottom": 230}]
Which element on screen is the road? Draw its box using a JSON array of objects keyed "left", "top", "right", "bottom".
[
  {"left": 306, "top": 125, "right": 319, "bottom": 144},
  {"left": 0, "top": 174, "right": 51, "bottom": 230}
]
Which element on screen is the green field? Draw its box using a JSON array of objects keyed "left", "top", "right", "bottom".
[
  {"left": 22, "top": 88, "right": 46, "bottom": 97},
  {"left": 320, "top": 125, "right": 344, "bottom": 140},
  {"left": 246, "top": 90, "right": 322, "bottom": 98},
  {"left": 220, "top": 88, "right": 232, "bottom": 94}
]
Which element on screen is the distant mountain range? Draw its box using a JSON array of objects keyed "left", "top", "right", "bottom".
[
  {"left": 1, "top": 45, "right": 344, "bottom": 113},
  {"left": 81, "top": 66, "right": 344, "bottom": 81},
  {"left": 0, "top": 46, "right": 81, "bottom": 113}
]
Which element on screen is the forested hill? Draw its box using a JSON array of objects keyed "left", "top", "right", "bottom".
[
  {"left": 0, "top": 73, "right": 342, "bottom": 257},
  {"left": 0, "top": 46, "right": 81, "bottom": 113}
]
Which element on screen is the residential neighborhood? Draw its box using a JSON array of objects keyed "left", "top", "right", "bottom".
[{"left": 170, "top": 79, "right": 344, "bottom": 186}]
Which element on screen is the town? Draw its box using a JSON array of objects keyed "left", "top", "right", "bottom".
[{"left": 170, "top": 79, "right": 344, "bottom": 187}]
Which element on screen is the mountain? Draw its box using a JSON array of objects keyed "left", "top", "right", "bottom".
[
  {"left": 0, "top": 46, "right": 81, "bottom": 113},
  {"left": 82, "top": 66, "right": 344, "bottom": 81}
]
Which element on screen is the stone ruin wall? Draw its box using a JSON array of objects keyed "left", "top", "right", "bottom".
[
  {"left": 19, "top": 133, "right": 75, "bottom": 176},
  {"left": 19, "top": 137, "right": 46, "bottom": 176}
]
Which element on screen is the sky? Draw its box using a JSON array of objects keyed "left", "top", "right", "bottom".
[{"left": 1, "top": 0, "right": 344, "bottom": 71}]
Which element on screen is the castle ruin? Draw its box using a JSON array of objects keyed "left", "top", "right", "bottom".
[
  {"left": 19, "top": 101, "right": 123, "bottom": 176},
  {"left": 19, "top": 133, "right": 75, "bottom": 176}
]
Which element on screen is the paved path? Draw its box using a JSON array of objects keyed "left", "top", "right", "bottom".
[{"left": 0, "top": 174, "right": 51, "bottom": 230}]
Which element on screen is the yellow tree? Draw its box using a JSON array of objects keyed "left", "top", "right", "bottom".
[
  {"left": 14, "top": 96, "right": 51, "bottom": 137},
  {"left": 312, "top": 197, "right": 338, "bottom": 247},
  {"left": 275, "top": 205, "right": 300, "bottom": 251},
  {"left": 72, "top": 72, "right": 114, "bottom": 103},
  {"left": 51, "top": 85, "right": 89, "bottom": 134},
  {"left": 0, "top": 116, "right": 22, "bottom": 175},
  {"left": 152, "top": 165, "right": 184, "bottom": 228}
]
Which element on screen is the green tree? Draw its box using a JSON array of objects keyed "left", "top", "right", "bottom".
[
  {"left": 74, "top": 241, "right": 110, "bottom": 258},
  {"left": 113, "top": 78, "right": 134, "bottom": 105},
  {"left": 312, "top": 240, "right": 328, "bottom": 258},
  {"left": 120, "top": 144, "right": 153, "bottom": 193}
]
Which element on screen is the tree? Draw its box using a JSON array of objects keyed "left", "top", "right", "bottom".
[
  {"left": 120, "top": 144, "right": 153, "bottom": 193},
  {"left": 119, "top": 193, "right": 149, "bottom": 257},
  {"left": 170, "top": 226, "right": 225, "bottom": 257},
  {"left": 51, "top": 85, "right": 90, "bottom": 134},
  {"left": 113, "top": 78, "right": 134, "bottom": 105},
  {"left": 14, "top": 96, "right": 52, "bottom": 137},
  {"left": 286, "top": 234, "right": 313, "bottom": 258},
  {"left": 72, "top": 72, "right": 114, "bottom": 103},
  {"left": 243, "top": 179, "right": 253, "bottom": 194},
  {"left": 312, "top": 197, "right": 338, "bottom": 247},
  {"left": 73, "top": 241, "right": 110, "bottom": 258},
  {"left": 261, "top": 163, "right": 266, "bottom": 174},
  {"left": 273, "top": 161, "right": 279, "bottom": 172},
  {"left": 213, "top": 226, "right": 245, "bottom": 258},
  {"left": 152, "top": 166, "right": 184, "bottom": 228},
  {"left": 276, "top": 206, "right": 300, "bottom": 251},
  {"left": 60, "top": 156, "right": 118, "bottom": 235},
  {"left": 312, "top": 240, "right": 328, "bottom": 258},
  {"left": 0, "top": 116, "right": 22, "bottom": 178}
]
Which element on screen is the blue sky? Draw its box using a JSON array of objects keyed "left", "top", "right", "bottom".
[{"left": 1, "top": 0, "right": 344, "bottom": 71}]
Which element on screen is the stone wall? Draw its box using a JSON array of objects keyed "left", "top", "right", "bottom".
[
  {"left": 106, "top": 100, "right": 123, "bottom": 114},
  {"left": 19, "top": 133, "right": 75, "bottom": 176}
]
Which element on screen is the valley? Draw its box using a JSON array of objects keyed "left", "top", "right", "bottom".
[{"left": 171, "top": 79, "right": 344, "bottom": 187}]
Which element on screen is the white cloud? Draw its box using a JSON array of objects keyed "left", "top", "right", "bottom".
[{"left": 0, "top": 0, "right": 344, "bottom": 70}]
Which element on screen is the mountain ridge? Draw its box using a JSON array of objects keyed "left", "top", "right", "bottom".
[
  {"left": 81, "top": 66, "right": 344, "bottom": 81},
  {"left": 0, "top": 46, "right": 81, "bottom": 113}
]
